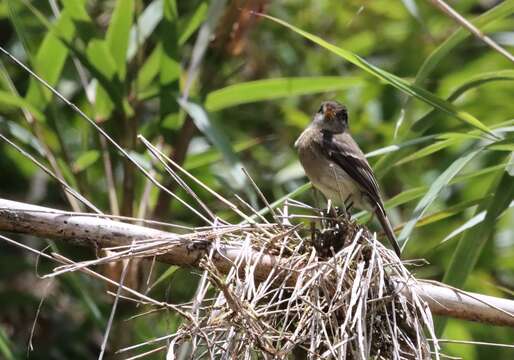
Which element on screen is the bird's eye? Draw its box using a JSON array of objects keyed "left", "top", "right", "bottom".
[{"left": 318, "top": 105, "right": 323, "bottom": 113}]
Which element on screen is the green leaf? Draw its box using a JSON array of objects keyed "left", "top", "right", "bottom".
[
  {"left": 150, "top": 265, "right": 178, "bottom": 289},
  {"left": 398, "top": 149, "right": 481, "bottom": 249},
  {"left": 365, "top": 135, "right": 438, "bottom": 158},
  {"left": 412, "top": 70, "right": 514, "bottom": 133},
  {"left": 0, "top": 90, "right": 46, "bottom": 121},
  {"left": 127, "top": 0, "right": 205, "bottom": 61},
  {"left": 136, "top": 44, "right": 162, "bottom": 93},
  {"left": 0, "top": 326, "right": 15, "bottom": 360},
  {"left": 415, "top": 197, "right": 486, "bottom": 228},
  {"left": 86, "top": 39, "right": 118, "bottom": 119},
  {"left": 18, "top": 0, "right": 126, "bottom": 115},
  {"left": 127, "top": 0, "right": 163, "bottom": 61},
  {"left": 106, "top": 0, "right": 134, "bottom": 80},
  {"left": 205, "top": 76, "right": 363, "bottom": 112},
  {"left": 160, "top": 0, "right": 180, "bottom": 125},
  {"left": 437, "top": 162, "right": 514, "bottom": 335},
  {"left": 61, "top": 0, "right": 97, "bottom": 44},
  {"left": 178, "top": 1, "right": 208, "bottom": 45},
  {"left": 25, "top": 9, "right": 76, "bottom": 110},
  {"left": 262, "top": 13, "right": 494, "bottom": 135},
  {"left": 386, "top": 162, "right": 508, "bottom": 209},
  {"left": 394, "top": 139, "right": 456, "bottom": 166},
  {"left": 414, "top": 1, "right": 514, "bottom": 89},
  {"left": 394, "top": 0, "right": 514, "bottom": 140},
  {"left": 178, "top": 99, "right": 246, "bottom": 189},
  {"left": 440, "top": 198, "right": 514, "bottom": 245},
  {"left": 73, "top": 150, "right": 100, "bottom": 172},
  {"left": 2, "top": 119, "right": 43, "bottom": 154},
  {"left": 184, "top": 137, "right": 261, "bottom": 170}
]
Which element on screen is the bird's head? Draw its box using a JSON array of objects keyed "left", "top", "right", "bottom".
[{"left": 312, "top": 100, "right": 349, "bottom": 133}]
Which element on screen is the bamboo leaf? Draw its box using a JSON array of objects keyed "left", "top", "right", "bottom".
[{"left": 394, "top": 139, "right": 457, "bottom": 167}]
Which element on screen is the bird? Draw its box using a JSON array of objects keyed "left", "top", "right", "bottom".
[{"left": 295, "top": 100, "right": 401, "bottom": 257}]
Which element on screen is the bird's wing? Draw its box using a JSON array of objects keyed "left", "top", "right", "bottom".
[{"left": 319, "top": 131, "right": 383, "bottom": 209}]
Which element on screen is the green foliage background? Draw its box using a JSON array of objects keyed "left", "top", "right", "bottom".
[{"left": 0, "top": 0, "right": 513, "bottom": 358}]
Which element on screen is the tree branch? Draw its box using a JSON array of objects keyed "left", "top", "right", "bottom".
[{"left": 1, "top": 198, "right": 513, "bottom": 327}]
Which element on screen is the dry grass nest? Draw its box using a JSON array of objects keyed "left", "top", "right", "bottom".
[{"left": 142, "top": 207, "right": 438, "bottom": 359}]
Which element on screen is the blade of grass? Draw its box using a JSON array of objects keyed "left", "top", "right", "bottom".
[
  {"left": 149, "top": 265, "right": 179, "bottom": 290},
  {"left": 259, "top": 12, "right": 494, "bottom": 136},
  {"left": 437, "top": 162, "right": 514, "bottom": 335},
  {"left": 205, "top": 76, "right": 363, "bottom": 112},
  {"left": 398, "top": 149, "right": 481, "bottom": 249},
  {"left": 415, "top": 197, "right": 486, "bottom": 228}
]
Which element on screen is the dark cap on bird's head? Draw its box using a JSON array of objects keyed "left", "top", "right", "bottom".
[{"left": 312, "top": 100, "right": 348, "bottom": 133}]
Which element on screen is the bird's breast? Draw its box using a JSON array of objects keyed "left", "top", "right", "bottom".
[{"left": 296, "top": 136, "right": 364, "bottom": 208}]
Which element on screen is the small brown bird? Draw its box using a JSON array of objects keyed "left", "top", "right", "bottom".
[{"left": 295, "top": 100, "right": 401, "bottom": 257}]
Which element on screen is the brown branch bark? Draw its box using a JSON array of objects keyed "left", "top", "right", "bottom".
[{"left": 1, "top": 198, "right": 514, "bottom": 327}]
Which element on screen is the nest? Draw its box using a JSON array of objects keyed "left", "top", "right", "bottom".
[{"left": 155, "top": 208, "right": 438, "bottom": 359}]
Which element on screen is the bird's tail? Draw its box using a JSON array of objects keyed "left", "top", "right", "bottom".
[{"left": 376, "top": 209, "right": 401, "bottom": 257}]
